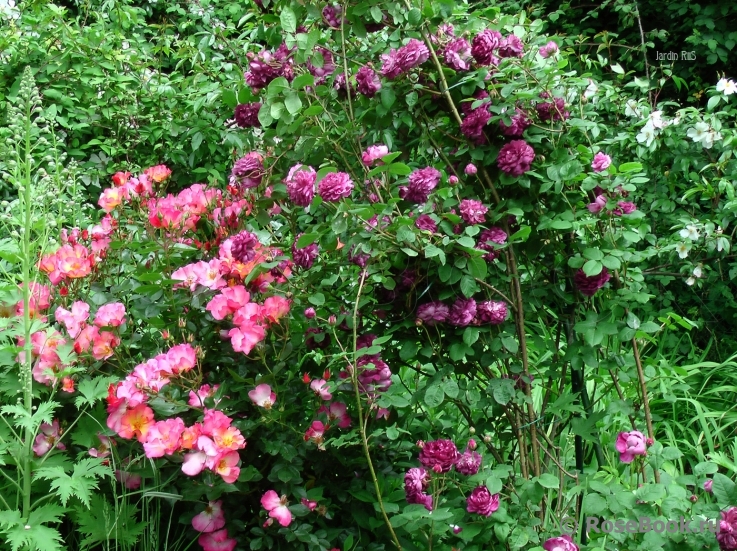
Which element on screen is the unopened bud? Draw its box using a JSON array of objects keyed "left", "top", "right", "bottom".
[
  {"left": 328, "top": 315, "right": 337, "bottom": 325},
  {"left": 304, "top": 307, "right": 316, "bottom": 319}
]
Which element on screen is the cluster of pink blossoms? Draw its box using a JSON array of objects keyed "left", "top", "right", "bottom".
[
  {"left": 106, "top": 343, "right": 246, "bottom": 484},
  {"left": 191, "top": 500, "right": 237, "bottom": 551}
]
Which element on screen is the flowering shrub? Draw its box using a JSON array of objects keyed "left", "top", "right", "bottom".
[{"left": 2, "top": 2, "right": 737, "bottom": 551}]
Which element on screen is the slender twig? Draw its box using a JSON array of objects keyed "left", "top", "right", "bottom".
[{"left": 632, "top": 337, "right": 659, "bottom": 482}]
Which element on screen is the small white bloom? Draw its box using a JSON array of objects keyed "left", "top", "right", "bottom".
[
  {"left": 625, "top": 99, "right": 640, "bottom": 117},
  {"left": 692, "top": 265, "right": 703, "bottom": 278},
  {"left": 122, "top": 41, "right": 130, "bottom": 50},
  {"left": 680, "top": 225, "right": 700, "bottom": 241},
  {"left": 716, "top": 78, "right": 737, "bottom": 96},
  {"left": 686, "top": 276, "right": 696, "bottom": 286},
  {"left": 650, "top": 110, "right": 665, "bottom": 129},
  {"left": 636, "top": 120, "right": 656, "bottom": 147},
  {"left": 687, "top": 122, "right": 710, "bottom": 144},
  {"left": 676, "top": 243, "right": 690, "bottom": 259},
  {"left": 584, "top": 79, "right": 598, "bottom": 99}
]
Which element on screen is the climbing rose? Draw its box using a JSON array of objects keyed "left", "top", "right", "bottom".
[
  {"left": 464, "top": 163, "right": 477, "bottom": 175},
  {"left": 306, "top": 48, "right": 336, "bottom": 84},
  {"left": 615, "top": 430, "right": 647, "bottom": 463},
  {"left": 466, "top": 486, "right": 500, "bottom": 516},
  {"left": 719, "top": 508, "right": 737, "bottom": 551},
  {"left": 284, "top": 164, "right": 316, "bottom": 207},
  {"left": 416, "top": 302, "right": 449, "bottom": 325},
  {"left": 419, "top": 439, "right": 459, "bottom": 472},
  {"left": 539, "top": 41, "right": 559, "bottom": 58},
  {"left": 461, "top": 106, "right": 492, "bottom": 145},
  {"left": 192, "top": 500, "right": 226, "bottom": 533},
  {"left": 322, "top": 4, "right": 343, "bottom": 28},
  {"left": 443, "top": 38, "right": 473, "bottom": 71},
  {"left": 543, "top": 535, "right": 579, "bottom": 551},
  {"left": 574, "top": 267, "right": 611, "bottom": 296},
  {"left": 229, "top": 231, "right": 260, "bottom": 264},
  {"left": 362, "top": 144, "right": 389, "bottom": 166},
  {"left": 94, "top": 303, "right": 126, "bottom": 328},
  {"left": 449, "top": 298, "right": 477, "bottom": 327},
  {"left": 497, "top": 140, "right": 535, "bottom": 176},
  {"left": 614, "top": 201, "right": 637, "bottom": 216},
  {"left": 244, "top": 49, "right": 282, "bottom": 90},
  {"left": 401, "top": 167, "right": 441, "bottom": 203},
  {"left": 500, "top": 108, "right": 532, "bottom": 137},
  {"left": 459, "top": 199, "right": 488, "bottom": 225},
  {"left": 404, "top": 468, "right": 433, "bottom": 511},
  {"left": 292, "top": 234, "right": 319, "bottom": 269},
  {"left": 705, "top": 479, "right": 713, "bottom": 492},
  {"left": 249, "top": 384, "right": 276, "bottom": 409},
  {"left": 455, "top": 450, "right": 482, "bottom": 475},
  {"left": 476, "top": 227, "right": 508, "bottom": 261},
  {"left": 397, "top": 38, "right": 430, "bottom": 71},
  {"left": 587, "top": 195, "right": 607, "bottom": 214},
  {"left": 415, "top": 214, "right": 437, "bottom": 233},
  {"left": 592, "top": 152, "right": 612, "bottom": 172},
  {"left": 477, "top": 301, "right": 508, "bottom": 324},
  {"left": 499, "top": 35, "right": 524, "bottom": 58},
  {"left": 229, "top": 152, "right": 264, "bottom": 189},
  {"left": 471, "top": 29, "right": 502, "bottom": 65},
  {"left": 356, "top": 66, "right": 382, "bottom": 97},
  {"left": 198, "top": 528, "right": 237, "bottom": 551},
  {"left": 537, "top": 93, "right": 569, "bottom": 122},
  {"left": 234, "top": 103, "right": 261, "bottom": 128},
  {"left": 318, "top": 172, "right": 354, "bottom": 202}
]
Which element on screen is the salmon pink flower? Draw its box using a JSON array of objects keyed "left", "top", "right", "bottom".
[
  {"left": 212, "top": 425, "right": 246, "bottom": 451},
  {"left": 310, "top": 379, "right": 332, "bottom": 400},
  {"left": 228, "top": 323, "right": 266, "bottom": 355},
  {"left": 249, "top": 384, "right": 276, "bottom": 409},
  {"left": 166, "top": 343, "right": 197, "bottom": 373},
  {"left": 189, "top": 384, "right": 220, "bottom": 408},
  {"left": 192, "top": 500, "right": 226, "bottom": 533},
  {"left": 55, "top": 244, "right": 93, "bottom": 279},
  {"left": 94, "top": 302, "right": 126, "bottom": 328},
  {"left": 111, "top": 171, "right": 131, "bottom": 186},
  {"left": 62, "top": 377, "right": 75, "bottom": 393},
  {"left": 55, "top": 301, "right": 90, "bottom": 338},
  {"left": 118, "top": 404, "right": 155, "bottom": 442},
  {"left": 182, "top": 452, "right": 208, "bottom": 477},
  {"left": 261, "top": 296, "right": 290, "bottom": 324},
  {"left": 181, "top": 424, "right": 203, "bottom": 449},
  {"left": 89, "top": 434, "right": 113, "bottom": 458},
  {"left": 92, "top": 331, "right": 120, "bottom": 360},
  {"left": 98, "top": 187, "right": 128, "bottom": 213},
  {"left": 210, "top": 450, "right": 241, "bottom": 483},
  {"left": 615, "top": 430, "right": 647, "bottom": 463},
  {"left": 143, "top": 418, "right": 186, "bottom": 458},
  {"left": 144, "top": 164, "right": 172, "bottom": 183},
  {"left": 301, "top": 498, "right": 318, "bottom": 511},
  {"left": 318, "top": 402, "right": 351, "bottom": 428},
  {"left": 261, "top": 490, "right": 293, "bottom": 527},
  {"left": 198, "top": 528, "right": 237, "bottom": 551},
  {"left": 32, "top": 419, "right": 66, "bottom": 456},
  {"left": 115, "top": 470, "right": 142, "bottom": 490}
]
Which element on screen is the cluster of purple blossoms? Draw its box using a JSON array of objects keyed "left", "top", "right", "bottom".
[
  {"left": 234, "top": 103, "right": 262, "bottom": 128},
  {"left": 497, "top": 140, "right": 535, "bottom": 176},
  {"left": 347, "top": 244, "right": 370, "bottom": 268},
  {"left": 333, "top": 72, "right": 354, "bottom": 97},
  {"left": 322, "top": 4, "right": 344, "bottom": 28},
  {"left": 355, "top": 66, "right": 382, "bottom": 97},
  {"left": 591, "top": 152, "right": 612, "bottom": 172},
  {"left": 244, "top": 44, "right": 294, "bottom": 90},
  {"left": 292, "top": 234, "right": 319, "bottom": 269},
  {"left": 499, "top": 35, "right": 524, "bottom": 58},
  {"left": 230, "top": 152, "right": 264, "bottom": 189},
  {"left": 380, "top": 39, "right": 429, "bottom": 79},
  {"left": 477, "top": 301, "right": 508, "bottom": 324},
  {"left": 415, "top": 301, "right": 450, "bottom": 326},
  {"left": 404, "top": 468, "right": 432, "bottom": 511},
  {"left": 400, "top": 167, "right": 441, "bottom": 203},
  {"left": 361, "top": 144, "right": 389, "bottom": 166},
  {"left": 536, "top": 92, "right": 570, "bottom": 122},
  {"left": 284, "top": 164, "right": 316, "bottom": 207},
  {"left": 587, "top": 185, "right": 637, "bottom": 216},
  {"left": 318, "top": 172, "right": 354, "bottom": 202},
  {"left": 306, "top": 48, "right": 336, "bottom": 85},
  {"left": 459, "top": 199, "right": 488, "bottom": 225},
  {"left": 461, "top": 103, "right": 492, "bottom": 145},
  {"left": 500, "top": 107, "right": 532, "bottom": 137},
  {"left": 419, "top": 439, "right": 459, "bottom": 472},
  {"left": 455, "top": 440, "right": 482, "bottom": 475},
  {"left": 415, "top": 214, "right": 437, "bottom": 233},
  {"left": 449, "top": 298, "right": 477, "bottom": 327},
  {"left": 718, "top": 508, "right": 737, "bottom": 551},
  {"left": 443, "top": 38, "right": 473, "bottom": 71},
  {"left": 476, "top": 227, "right": 508, "bottom": 261},
  {"left": 574, "top": 267, "right": 611, "bottom": 296},
  {"left": 229, "top": 231, "right": 260, "bottom": 263},
  {"left": 539, "top": 40, "right": 559, "bottom": 58},
  {"left": 471, "top": 29, "right": 503, "bottom": 66},
  {"left": 355, "top": 334, "right": 392, "bottom": 395},
  {"left": 467, "top": 486, "right": 500, "bottom": 517}
]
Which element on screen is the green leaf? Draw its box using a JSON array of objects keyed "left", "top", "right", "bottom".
[
  {"left": 407, "top": 7, "right": 422, "bottom": 25},
  {"left": 424, "top": 245, "right": 446, "bottom": 265},
  {"left": 618, "top": 162, "right": 642, "bottom": 173},
  {"left": 296, "top": 233, "right": 320, "bottom": 248},
  {"left": 388, "top": 163, "right": 411, "bottom": 176},
  {"left": 460, "top": 275, "right": 477, "bottom": 297},
  {"left": 611, "top": 63, "right": 625, "bottom": 74},
  {"left": 442, "top": 379, "right": 459, "bottom": 399},
  {"left": 582, "top": 493, "right": 608, "bottom": 515},
  {"left": 267, "top": 77, "right": 290, "bottom": 97},
  {"left": 582, "top": 259, "right": 602, "bottom": 276},
  {"left": 424, "top": 384, "right": 444, "bottom": 408},
  {"left": 490, "top": 378, "right": 515, "bottom": 405},
  {"left": 634, "top": 483, "right": 666, "bottom": 502},
  {"left": 463, "top": 327, "right": 480, "bottom": 346},
  {"left": 280, "top": 7, "right": 297, "bottom": 33},
  {"left": 486, "top": 476, "right": 503, "bottom": 494},
  {"left": 308, "top": 293, "right": 325, "bottom": 306},
  {"left": 707, "top": 95, "right": 722, "bottom": 111},
  {"left": 303, "top": 104, "right": 323, "bottom": 116},
  {"left": 467, "top": 255, "right": 487, "bottom": 279},
  {"left": 221, "top": 89, "right": 237, "bottom": 109},
  {"left": 711, "top": 473, "right": 736, "bottom": 508},
  {"left": 583, "top": 248, "right": 603, "bottom": 261},
  {"left": 291, "top": 73, "right": 314, "bottom": 90},
  {"left": 538, "top": 473, "right": 560, "bottom": 488},
  {"left": 381, "top": 86, "right": 396, "bottom": 109},
  {"left": 501, "top": 336, "right": 518, "bottom": 353},
  {"left": 284, "top": 92, "right": 302, "bottom": 115}
]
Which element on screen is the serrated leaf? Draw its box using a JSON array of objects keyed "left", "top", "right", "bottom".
[
  {"left": 284, "top": 92, "right": 302, "bottom": 115},
  {"left": 582, "top": 259, "right": 602, "bottom": 277},
  {"left": 463, "top": 327, "right": 480, "bottom": 346},
  {"left": 460, "top": 275, "right": 477, "bottom": 297},
  {"left": 538, "top": 473, "right": 559, "bottom": 488},
  {"left": 280, "top": 7, "right": 297, "bottom": 33},
  {"left": 442, "top": 379, "right": 459, "bottom": 399},
  {"left": 380, "top": 86, "right": 395, "bottom": 109},
  {"left": 424, "top": 385, "right": 444, "bottom": 408},
  {"left": 407, "top": 7, "right": 421, "bottom": 25}
]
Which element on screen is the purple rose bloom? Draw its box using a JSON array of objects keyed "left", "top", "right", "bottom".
[
  {"left": 229, "top": 230, "right": 260, "bottom": 263},
  {"left": 356, "top": 66, "right": 382, "bottom": 97},
  {"left": 498, "top": 35, "right": 524, "bottom": 58},
  {"left": 449, "top": 298, "right": 477, "bottom": 327},
  {"left": 322, "top": 4, "right": 344, "bottom": 28},
  {"left": 587, "top": 195, "right": 607, "bottom": 214},
  {"left": 244, "top": 49, "right": 282, "bottom": 90},
  {"left": 461, "top": 91, "right": 490, "bottom": 116},
  {"left": 471, "top": 29, "right": 503, "bottom": 65},
  {"left": 397, "top": 39, "right": 430, "bottom": 72},
  {"left": 292, "top": 234, "right": 319, "bottom": 269},
  {"left": 591, "top": 152, "right": 612, "bottom": 172},
  {"left": 415, "top": 214, "right": 437, "bottom": 233},
  {"left": 404, "top": 468, "right": 432, "bottom": 510},
  {"left": 318, "top": 172, "right": 354, "bottom": 202},
  {"left": 443, "top": 38, "right": 473, "bottom": 71},
  {"left": 465, "top": 163, "right": 477, "bottom": 175},
  {"left": 466, "top": 486, "right": 500, "bottom": 516},
  {"left": 273, "top": 42, "right": 295, "bottom": 81},
  {"left": 497, "top": 140, "right": 535, "bottom": 176},
  {"left": 234, "top": 103, "right": 262, "bottom": 128},
  {"left": 416, "top": 302, "right": 449, "bottom": 325},
  {"left": 362, "top": 144, "right": 389, "bottom": 166},
  {"left": 305, "top": 327, "right": 330, "bottom": 350},
  {"left": 284, "top": 164, "right": 316, "bottom": 207},
  {"left": 401, "top": 167, "right": 441, "bottom": 204},
  {"left": 461, "top": 107, "right": 492, "bottom": 145},
  {"left": 455, "top": 450, "right": 482, "bottom": 475},
  {"left": 537, "top": 93, "right": 569, "bottom": 122},
  {"left": 476, "top": 227, "right": 508, "bottom": 261},
  {"left": 539, "top": 41, "right": 559, "bottom": 58},
  {"left": 348, "top": 244, "right": 370, "bottom": 268},
  {"left": 419, "top": 439, "right": 459, "bottom": 472},
  {"left": 500, "top": 108, "right": 532, "bottom": 137},
  {"left": 380, "top": 49, "right": 403, "bottom": 79},
  {"left": 357, "top": 355, "right": 392, "bottom": 393},
  {"left": 477, "top": 301, "right": 508, "bottom": 324},
  {"left": 459, "top": 199, "right": 488, "bottom": 225},
  {"left": 230, "top": 152, "right": 264, "bottom": 188},
  {"left": 613, "top": 201, "right": 636, "bottom": 216},
  {"left": 356, "top": 333, "right": 376, "bottom": 351},
  {"left": 718, "top": 508, "right": 737, "bottom": 551},
  {"left": 574, "top": 267, "right": 611, "bottom": 296},
  {"left": 543, "top": 535, "right": 579, "bottom": 551},
  {"left": 704, "top": 479, "right": 713, "bottom": 492},
  {"left": 307, "top": 47, "right": 336, "bottom": 85}
]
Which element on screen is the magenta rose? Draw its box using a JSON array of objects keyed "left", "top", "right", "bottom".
[
  {"left": 497, "top": 140, "right": 535, "bottom": 176},
  {"left": 574, "top": 267, "right": 611, "bottom": 296},
  {"left": 615, "top": 430, "right": 647, "bottom": 463},
  {"left": 416, "top": 302, "right": 449, "bottom": 325},
  {"left": 466, "top": 486, "right": 500, "bottom": 516},
  {"left": 230, "top": 152, "right": 264, "bottom": 189},
  {"left": 455, "top": 450, "right": 482, "bottom": 475},
  {"left": 539, "top": 41, "right": 559, "bottom": 58},
  {"left": 459, "top": 199, "right": 488, "bottom": 225},
  {"left": 471, "top": 29, "right": 503, "bottom": 65},
  {"left": 718, "top": 507, "right": 737, "bottom": 551},
  {"left": 477, "top": 301, "right": 508, "bottom": 325},
  {"left": 356, "top": 66, "right": 381, "bottom": 97},
  {"left": 234, "top": 103, "right": 262, "bottom": 128},
  {"left": 284, "top": 164, "right": 316, "bottom": 207},
  {"left": 318, "top": 172, "right": 354, "bottom": 202},
  {"left": 443, "top": 38, "right": 473, "bottom": 71},
  {"left": 418, "top": 439, "right": 459, "bottom": 472},
  {"left": 591, "top": 152, "right": 612, "bottom": 172},
  {"left": 543, "top": 535, "right": 579, "bottom": 551},
  {"left": 449, "top": 298, "right": 477, "bottom": 327}
]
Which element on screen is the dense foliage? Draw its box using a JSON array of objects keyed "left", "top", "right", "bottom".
[{"left": 1, "top": 1, "right": 737, "bottom": 551}]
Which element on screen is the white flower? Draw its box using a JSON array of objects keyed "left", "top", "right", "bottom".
[
  {"left": 584, "top": 79, "right": 598, "bottom": 99},
  {"left": 687, "top": 122, "right": 710, "bottom": 144},
  {"left": 122, "top": 41, "right": 130, "bottom": 50},
  {"left": 650, "top": 110, "right": 666, "bottom": 129},
  {"left": 676, "top": 243, "right": 690, "bottom": 259},
  {"left": 692, "top": 265, "right": 703, "bottom": 278},
  {"left": 686, "top": 276, "right": 696, "bottom": 286},
  {"left": 701, "top": 130, "right": 722, "bottom": 149},
  {"left": 716, "top": 78, "right": 737, "bottom": 96},
  {"left": 625, "top": 99, "right": 640, "bottom": 117},
  {"left": 636, "top": 120, "right": 656, "bottom": 147},
  {"left": 680, "top": 225, "right": 700, "bottom": 241}
]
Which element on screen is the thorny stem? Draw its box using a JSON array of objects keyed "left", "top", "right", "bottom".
[
  {"left": 351, "top": 271, "right": 402, "bottom": 550},
  {"left": 340, "top": 1, "right": 355, "bottom": 124},
  {"left": 632, "top": 337, "right": 659, "bottom": 482}
]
